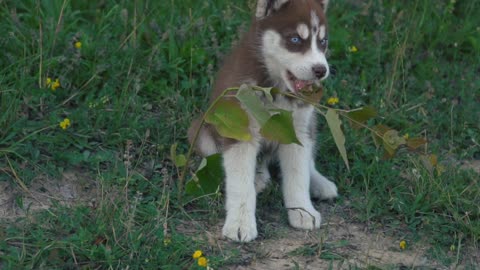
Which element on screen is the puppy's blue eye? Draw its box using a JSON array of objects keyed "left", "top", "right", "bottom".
[{"left": 290, "top": 37, "right": 301, "bottom": 44}]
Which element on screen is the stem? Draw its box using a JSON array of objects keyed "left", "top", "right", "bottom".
[
  {"left": 279, "top": 91, "right": 384, "bottom": 138},
  {"left": 337, "top": 112, "right": 384, "bottom": 138},
  {"left": 280, "top": 92, "right": 326, "bottom": 116},
  {"left": 177, "top": 87, "right": 238, "bottom": 201}
]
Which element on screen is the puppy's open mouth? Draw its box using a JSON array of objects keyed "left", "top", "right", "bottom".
[{"left": 287, "top": 71, "right": 315, "bottom": 92}]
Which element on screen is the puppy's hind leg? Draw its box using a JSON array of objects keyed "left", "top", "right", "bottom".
[
  {"left": 310, "top": 159, "right": 338, "bottom": 200},
  {"left": 255, "top": 157, "right": 271, "bottom": 194}
]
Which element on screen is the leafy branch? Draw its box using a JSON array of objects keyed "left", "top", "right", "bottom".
[{"left": 174, "top": 84, "right": 427, "bottom": 201}]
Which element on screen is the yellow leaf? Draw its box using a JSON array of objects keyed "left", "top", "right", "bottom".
[
  {"left": 406, "top": 137, "right": 427, "bottom": 150},
  {"left": 429, "top": 154, "right": 438, "bottom": 167},
  {"left": 382, "top": 130, "right": 406, "bottom": 156},
  {"left": 299, "top": 84, "right": 324, "bottom": 104},
  {"left": 372, "top": 125, "right": 392, "bottom": 148}
]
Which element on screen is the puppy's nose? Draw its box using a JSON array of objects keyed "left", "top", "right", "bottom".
[{"left": 312, "top": 65, "right": 327, "bottom": 79}]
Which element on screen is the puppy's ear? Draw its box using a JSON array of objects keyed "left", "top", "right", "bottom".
[
  {"left": 255, "top": 0, "right": 290, "bottom": 19},
  {"left": 317, "top": 0, "right": 329, "bottom": 12}
]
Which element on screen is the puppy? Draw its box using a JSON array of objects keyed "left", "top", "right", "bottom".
[{"left": 189, "top": 0, "right": 337, "bottom": 242}]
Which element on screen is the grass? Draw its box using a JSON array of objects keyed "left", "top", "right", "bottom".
[{"left": 0, "top": 0, "right": 479, "bottom": 269}]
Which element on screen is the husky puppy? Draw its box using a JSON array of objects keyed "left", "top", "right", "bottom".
[{"left": 188, "top": 0, "right": 338, "bottom": 242}]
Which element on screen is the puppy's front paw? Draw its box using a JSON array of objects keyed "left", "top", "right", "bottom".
[
  {"left": 287, "top": 207, "right": 321, "bottom": 230},
  {"left": 222, "top": 212, "right": 257, "bottom": 242}
]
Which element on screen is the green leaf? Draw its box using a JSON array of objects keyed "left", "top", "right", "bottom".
[
  {"left": 185, "top": 178, "right": 202, "bottom": 197},
  {"left": 185, "top": 153, "right": 223, "bottom": 196},
  {"left": 260, "top": 110, "right": 301, "bottom": 145},
  {"left": 205, "top": 99, "right": 252, "bottom": 141},
  {"left": 170, "top": 144, "right": 186, "bottom": 167},
  {"left": 251, "top": 85, "right": 280, "bottom": 103},
  {"left": 175, "top": 155, "right": 186, "bottom": 167},
  {"left": 236, "top": 85, "right": 271, "bottom": 126},
  {"left": 325, "top": 109, "right": 350, "bottom": 170},
  {"left": 371, "top": 125, "right": 409, "bottom": 158},
  {"left": 347, "top": 106, "right": 377, "bottom": 129}
]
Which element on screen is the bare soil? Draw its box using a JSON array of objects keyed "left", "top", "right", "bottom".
[
  {"left": 179, "top": 202, "right": 480, "bottom": 270},
  {"left": 0, "top": 170, "right": 98, "bottom": 219}
]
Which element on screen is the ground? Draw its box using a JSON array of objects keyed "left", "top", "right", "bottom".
[
  {"left": 181, "top": 175, "right": 480, "bottom": 270},
  {"left": 1, "top": 165, "right": 479, "bottom": 269}
]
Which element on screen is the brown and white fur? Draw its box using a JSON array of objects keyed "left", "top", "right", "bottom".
[{"left": 188, "top": 0, "right": 337, "bottom": 242}]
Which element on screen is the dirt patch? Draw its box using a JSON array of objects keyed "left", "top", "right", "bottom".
[
  {"left": 226, "top": 215, "right": 436, "bottom": 269},
  {"left": 179, "top": 203, "right": 479, "bottom": 269},
  {"left": 461, "top": 160, "right": 480, "bottom": 174},
  {"left": 0, "top": 170, "right": 98, "bottom": 220}
]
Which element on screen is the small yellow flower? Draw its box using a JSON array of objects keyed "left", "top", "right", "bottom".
[
  {"left": 46, "top": 77, "right": 52, "bottom": 86},
  {"left": 51, "top": 78, "right": 61, "bottom": 91},
  {"left": 59, "top": 118, "right": 71, "bottom": 130},
  {"left": 327, "top": 97, "right": 339, "bottom": 105},
  {"left": 403, "top": 133, "right": 409, "bottom": 140},
  {"left": 74, "top": 41, "right": 82, "bottom": 49},
  {"left": 197, "top": 257, "right": 208, "bottom": 267},
  {"left": 348, "top": 45, "right": 358, "bottom": 53},
  {"left": 192, "top": 250, "right": 202, "bottom": 259},
  {"left": 399, "top": 240, "right": 407, "bottom": 250}
]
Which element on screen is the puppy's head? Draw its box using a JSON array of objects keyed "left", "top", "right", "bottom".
[{"left": 256, "top": 0, "right": 330, "bottom": 93}]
